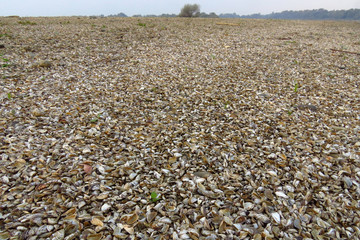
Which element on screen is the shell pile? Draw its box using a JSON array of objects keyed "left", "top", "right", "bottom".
[{"left": 0, "top": 17, "right": 359, "bottom": 239}]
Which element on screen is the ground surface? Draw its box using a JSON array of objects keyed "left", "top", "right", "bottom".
[{"left": 0, "top": 17, "right": 360, "bottom": 239}]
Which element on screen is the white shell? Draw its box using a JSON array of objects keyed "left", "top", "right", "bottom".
[{"left": 271, "top": 212, "right": 281, "bottom": 224}]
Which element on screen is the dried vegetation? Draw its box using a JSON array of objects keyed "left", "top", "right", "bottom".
[{"left": 0, "top": 16, "right": 360, "bottom": 239}]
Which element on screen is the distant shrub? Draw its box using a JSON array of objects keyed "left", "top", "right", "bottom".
[{"left": 179, "top": 4, "right": 200, "bottom": 18}]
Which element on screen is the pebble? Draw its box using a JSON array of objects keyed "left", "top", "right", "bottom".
[
  {"left": 293, "top": 218, "right": 301, "bottom": 229},
  {"left": 296, "top": 104, "right": 318, "bottom": 112},
  {"left": 193, "top": 171, "right": 211, "bottom": 178},
  {"left": 37, "top": 60, "right": 52, "bottom": 68}
]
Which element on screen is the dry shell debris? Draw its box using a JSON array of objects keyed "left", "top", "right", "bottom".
[{"left": 0, "top": 17, "right": 359, "bottom": 239}]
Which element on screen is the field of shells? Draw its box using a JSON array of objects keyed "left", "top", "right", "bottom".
[{"left": 0, "top": 16, "right": 360, "bottom": 239}]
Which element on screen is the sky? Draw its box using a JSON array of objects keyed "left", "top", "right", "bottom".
[{"left": 1, "top": 0, "right": 360, "bottom": 17}]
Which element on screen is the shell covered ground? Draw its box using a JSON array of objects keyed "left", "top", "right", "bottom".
[{"left": 0, "top": 17, "right": 360, "bottom": 239}]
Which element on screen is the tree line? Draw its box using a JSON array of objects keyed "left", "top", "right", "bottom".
[
  {"left": 222, "top": 9, "right": 360, "bottom": 20},
  {"left": 104, "top": 6, "right": 360, "bottom": 20}
]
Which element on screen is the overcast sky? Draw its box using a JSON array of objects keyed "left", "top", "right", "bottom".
[{"left": 1, "top": 0, "right": 360, "bottom": 17}]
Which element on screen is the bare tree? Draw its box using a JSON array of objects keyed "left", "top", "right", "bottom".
[{"left": 179, "top": 4, "right": 200, "bottom": 17}]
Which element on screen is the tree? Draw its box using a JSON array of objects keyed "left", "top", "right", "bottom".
[
  {"left": 199, "top": 12, "right": 219, "bottom": 18},
  {"left": 208, "top": 12, "right": 219, "bottom": 18},
  {"left": 179, "top": 4, "right": 200, "bottom": 17}
]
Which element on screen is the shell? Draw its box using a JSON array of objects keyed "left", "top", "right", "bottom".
[
  {"left": 271, "top": 212, "right": 281, "bottom": 224},
  {"left": 91, "top": 218, "right": 104, "bottom": 227}
]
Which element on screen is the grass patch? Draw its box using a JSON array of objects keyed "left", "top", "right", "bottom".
[
  {"left": 137, "top": 22, "right": 146, "bottom": 27},
  {"left": 1, "top": 54, "right": 10, "bottom": 67},
  {"left": 0, "top": 33, "right": 12, "bottom": 39},
  {"left": 150, "top": 192, "right": 160, "bottom": 202},
  {"left": 18, "top": 20, "right": 37, "bottom": 25},
  {"left": 294, "top": 81, "right": 299, "bottom": 93}
]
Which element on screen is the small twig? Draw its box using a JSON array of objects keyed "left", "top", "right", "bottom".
[{"left": 330, "top": 48, "right": 360, "bottom": 55}]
